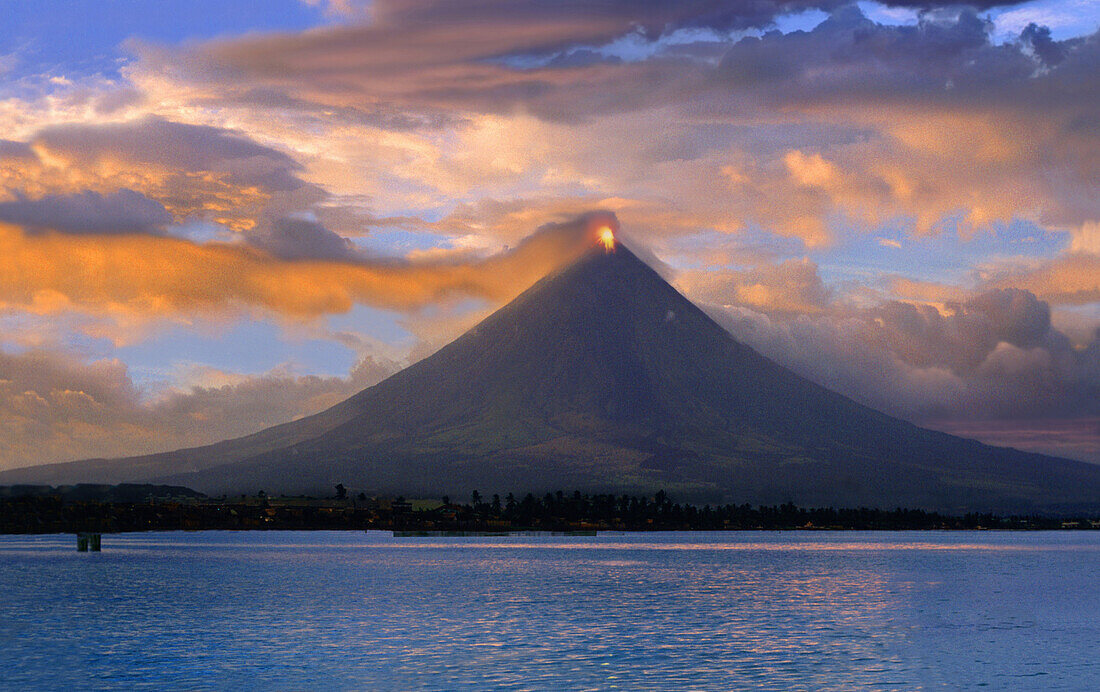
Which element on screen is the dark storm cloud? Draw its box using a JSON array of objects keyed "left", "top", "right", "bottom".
[
  {"left": 34, "top": 116, "right": 308, "bottom": 192},
  {"left": 1020, "top": 22, "right": 1067, "bottom": 67},
  {"left": 373, "top": 0, "right": 1022, "bottom": 36},
  {"left": 965, "top": 289, "right": 1053, "bottom": 350},
  {"left": 703, "top": 7, "right": 1100, "bottom": 234},
  {"left": 132, "top": 0, "right": 1042, "bottom": 125},
  {"left": 707, "top": 284, "right": 1100, "bottom": 423},
  {"left": 244, "top": 217, "right": 356, "bottom": 260},
  {"left": 0, "top": 140, "right": 34, "bottom": 159},
  {"left": 0, "top": 189, "right": 172, "bottom": 234},
  {"left": 132, "top": 8, "right": 666, "bottom": 123},
  {"left": 714, "top": 5, "right": 1081, "bottom": 99},
  {"left": 372, "top": 0, "right": 839, "bottom": 36}
]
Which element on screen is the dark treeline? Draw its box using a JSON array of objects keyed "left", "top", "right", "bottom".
[
  {"left": 448, "top": 489, "right": 1097, "bottom": 532},
  {"left": 2, "top": 487, "right": 1099, "bottom": 534}
]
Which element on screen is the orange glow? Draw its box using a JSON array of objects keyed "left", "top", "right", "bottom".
[
  {"left": 597, "top": 226, "right": 615, "bottom": 252},
  {"left": 0, "top": 220, "right": 596, "bottom": 321}
]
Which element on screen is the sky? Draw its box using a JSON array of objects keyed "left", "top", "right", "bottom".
[{"left": 0, "top": 0, "right": 1098, "bottom": 470}]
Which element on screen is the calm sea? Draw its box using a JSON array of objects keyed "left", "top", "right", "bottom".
[{"left": 0, "top": 531, "right": 1097, "bottom": 690}]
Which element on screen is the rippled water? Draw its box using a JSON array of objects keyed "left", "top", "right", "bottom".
[{"left": 1, "top": 531, "right": 1098, "bottom": 690}]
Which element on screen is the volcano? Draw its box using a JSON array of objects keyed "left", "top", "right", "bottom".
[{"left": 6, "top": 238, "right": 1100, "bottom": 512}]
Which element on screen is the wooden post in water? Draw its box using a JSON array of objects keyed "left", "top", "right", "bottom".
[{"left": 76, "top": 533, "right": 101, "bottom": 552}]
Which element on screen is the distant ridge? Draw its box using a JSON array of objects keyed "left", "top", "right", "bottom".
[
  {"left": 0, "top": 483, "right": 204, "bottom": 502},
  {"left": 4, "top": 236, "right": 1100, "bottom": 513}
]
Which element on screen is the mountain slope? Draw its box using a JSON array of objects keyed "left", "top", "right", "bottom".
[{"left": 5, "top": 241, "right": 1100, "bottom": 512}]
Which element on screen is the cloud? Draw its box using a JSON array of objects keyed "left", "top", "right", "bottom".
[
  {"left": 0, "top": 140, "right": 34, "bottom": 159},
  {"left": 32, "top": 116, "right": 300, "bottom": 177},
  {"left": 1071, "top": 222, "right": 1100, "bottom": 254},
  {"left": 716, "top": 6, "right": 1064, "bottom": 98},
  {"left": 986, "top": 252, "right": 1100, "bottom": 306},
  {"left": 926, "top": 416, "right": 1100, "bottom": 464},
  {"left": 676, "top": 258, "right": 832, "bottom": 314},
  {"left": 704, "top": 280, "right": 1100, "bottom": 428},
  {"left": 243, "top": 216, "right": 356, "bottom": 260},
  {"left": 371, "top": 0, "right": 1025, "bottom": 31},
  {"left": 0, "top": 347, "right": 399, "bottom": 470},
  {"left": 102, "top": 6, "right": 1097, "bottom": 251},
  {"left": 706, "top": 9, "right": 1100, "bottom": 239},
  {"left": 127, "top": 9, "right": 635, "bottom": 125},
  {"left": 674, "top": 256, "right": 1099, "bottom": 458},
  {"left": 129, "top": 0, "right": 1030, "bottom": 127},
  {"left": 430, "top": 194, "right": 734, "bottom": 249},
  {"left": 299, "top": 0, "right": 372, "bottom": 19},
  {"left": 0, "top": 116, "right": 321, "bottom": 232},
  {"left": 0, "top": 189, "right": 171, "bottom": 234},
  {"left": 0, "top": 211, "right": 615, "bottom": 322}
]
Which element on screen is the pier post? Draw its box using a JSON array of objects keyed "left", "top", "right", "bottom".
[{"left": 76, "top": 533, "right": 101, "bottom": 552}]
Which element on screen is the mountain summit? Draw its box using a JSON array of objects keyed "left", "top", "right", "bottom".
[{"left": 6, "top": 237, "right": 1100, "bottom": 512}]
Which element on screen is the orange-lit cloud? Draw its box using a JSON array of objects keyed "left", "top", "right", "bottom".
[
  {"left": 0, "top": 116, "right": 320, "bottom": 234},
  {"left": 676, "top": 259, "right": 832, "bottom": 315},
  {"left": 987, "top": 253, "right": 1100, "bottom": 306},
  {"left": 0, "top": 212, "right": 604, "bottom": 322},
  {"left": 109, "top": 4, "right": 1100, "bottom": 251}
]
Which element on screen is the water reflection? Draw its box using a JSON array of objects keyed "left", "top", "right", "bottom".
[{"left": 0, "top": 531, "right": 1097, "bottom": 690}]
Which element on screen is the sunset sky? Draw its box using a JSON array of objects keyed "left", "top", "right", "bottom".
[{"left": 1, "top": 0, "right": 1098, "bottom": 470}]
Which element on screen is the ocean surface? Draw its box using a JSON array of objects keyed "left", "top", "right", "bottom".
[{"left": 1, "top": 531, "right": 1098, "bottom": 690}]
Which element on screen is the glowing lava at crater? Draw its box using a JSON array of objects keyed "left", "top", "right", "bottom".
[{"left": 597, "top": 226, "right": 616, "bottom": 252}]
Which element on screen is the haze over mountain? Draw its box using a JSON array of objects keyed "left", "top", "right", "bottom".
[{"left": 4, "top": 228, "right": 1100, "bottom": 513}]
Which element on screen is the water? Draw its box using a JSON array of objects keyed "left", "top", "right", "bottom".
[{"left": 1, "top": 531, "right": 1098, "bottom": 690}]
